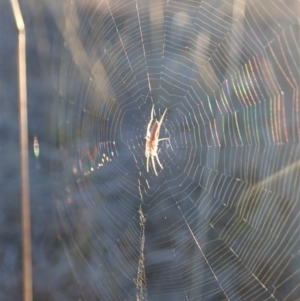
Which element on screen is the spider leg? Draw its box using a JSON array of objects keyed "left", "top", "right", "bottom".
[
  {"left": 146, "top": 154, "right": 149, "bottom": 172},
  {"left": 151, "top": 155, "right": 157, "bottom": 176},
  {"left": 145, "top": 141, "right": 149, "bottom": 157},
  {"left": 155, "top": 154, "right": 163, "bottom": 170},
  {"left": 156, "top": 109, "right": 167, "bottom": 133},
  {"left": 160, "top": 109, "right": 167, "bottom": 124},
  {"left": 154, "top": 109, "right": 167, "bottom": 142},
  {"left": 146, "top": 106, "right": 154, "bottom": 137}
]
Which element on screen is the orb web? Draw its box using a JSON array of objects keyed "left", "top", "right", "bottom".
[{"left": 50, "top": 0, "right": 300, "bottom": 300}]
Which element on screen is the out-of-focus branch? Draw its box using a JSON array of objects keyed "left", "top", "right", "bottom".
[{"left": 9, "top": 1, "right": 32, "bottom": 301}]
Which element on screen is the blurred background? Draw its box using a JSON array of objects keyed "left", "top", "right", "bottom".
[{"left": 0, "top": 0, "right": 299, "bottom": 300}]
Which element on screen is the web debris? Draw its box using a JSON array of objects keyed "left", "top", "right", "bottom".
[{"left": 134, "top": 205, "right": 147, "bottom": 301}]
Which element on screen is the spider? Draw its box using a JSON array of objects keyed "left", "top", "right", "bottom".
[{"left": 145, "top": 105, "right": 169, "bottom": 176}]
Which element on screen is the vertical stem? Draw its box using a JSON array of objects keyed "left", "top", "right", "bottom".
[{"left": 10, "top": 1, "right": 32, "bottom": 301}]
